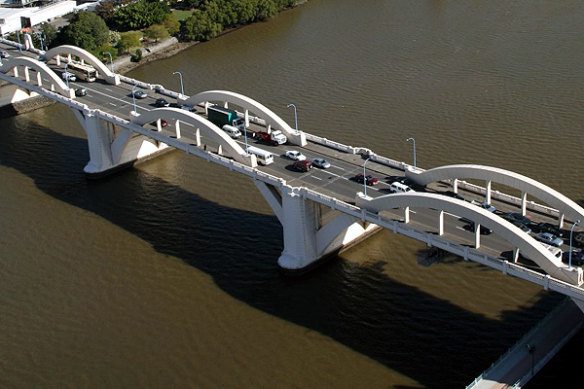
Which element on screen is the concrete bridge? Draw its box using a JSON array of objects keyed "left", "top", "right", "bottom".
[{"left": 2, "top": 37, "right": 583, "bottom": 387}]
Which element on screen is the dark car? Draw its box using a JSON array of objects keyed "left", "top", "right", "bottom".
[
  {"left": 443, "top": 191, "right": 465, "bottom": 201},
  {"left": 501, "top": 212, "right": 532, "bottom": 226},
  {"left": 155, "top": 98, "right": 170, "bottom": 107},
  {"left": 465, "top": 221, "right": 492, "bottom": 235},
  {"left": 355, "top": 174, "right": 379, "bottom": 186},
  {"left": 293, "top": 160, "right": 312, "bottom": 172},
  {"left": 132, "top": 89, "right": 147, "bottom": 99},
  {"left": 511, "top": 220, "right": 532, "bottom": 234},
  {"left": 535, "top": 222, "right": 563, "bottom": 237},
  {"left": 562, "top": 250, "right": 584, "bottom": 266},
  {"left": 388, "top": 175, "right": 408, "bottom": 184},
  {"left": 74, "top": 87, "right": 87, "bottom": 97}
]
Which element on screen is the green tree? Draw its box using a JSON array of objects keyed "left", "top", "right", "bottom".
[
  {"left": 180, "top": 10, "right": 222, "bottom": 42},
  {"left": 117, "top": 31, "right": 142, "bottom": 54},
  {"left": 108, "top": 30, "right": 121, "bottom": 45},
  {"left": 144, "top": 24, "right": 170, "bottom": 42},
  {"left": 163, "top": 13, "right": 180, "bottom": 36},
  {"left": 113, "top": 0, "right": 171, "bottom": 32},
  {"left": 36, "top": 23, "right": 57, "bottom": 49},
  {"left": 255, "top": 0, "right": 278, "bottom": 21},
  {"left": 94, "top": 0, "right": 116, "bottom": 25},
  {"left": 57, "top": 11, "right": 109, "bottom": 51}
]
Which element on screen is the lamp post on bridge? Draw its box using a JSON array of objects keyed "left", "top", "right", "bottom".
[
  {"left": 16, "top": 30, "right": 22, "bottom": 52},
  {"left": 406, "top": 137, "right": 416, "bottom": 168},
  {"left": 132, "top": 83, "right": 139, "bottom": 114},
  {"left": 569, "top": 220, "right": 580, "bottom": 268},
  {"left": 103, "top": 51, "right": 114, "bottom": 72},
  {"left": 363, "top": 157, "right": 371, "bottom": 197},
  {"left": 287, "top": 103, "right": 299, "bottom": 135},
  {"left": 64, "top": 62, "right": 70, "bottom": 89},
  {"left": 34, "top": 32, "right": 45, "bottom": 51},
  {"left": 173, "top": 71, "right": 185, "bottom": 97}
]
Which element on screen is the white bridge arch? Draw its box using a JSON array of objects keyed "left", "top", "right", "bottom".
[
  {"left": 43, "top": 45, "right": 120, "bottom": 85},
  {"left": 0, "top": 56, "right": 74, "bottom": 99},
  {"left": 357, "top": 192, "right": 582, "bottom": 285},
  {"left": 130, "top": 107, "right": 253, "bottom": 166},
  {"left": 183, "top": 90, "right": 306, "bottom": 146},
  {"left": 406, "top": 164, "right": 584, "bottom": 224}
]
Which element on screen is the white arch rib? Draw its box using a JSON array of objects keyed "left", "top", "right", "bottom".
[
  {"left": 356, "top": 192, "right": 581, "bottom": 285},
  {"left": 43, "top": 45, "right": 120, "bottom": 85},
  {"left": 407, "top": 164, "right": 584, "bottom": 222},
  {"left": 131, "top": 107, "right": 250, "bottom": 165},
  {"left": 0, "top": 56, "right": 73, "bottom": 98},
  {"left": 185, "top": 90, "right": 295, "bottom": 138}
]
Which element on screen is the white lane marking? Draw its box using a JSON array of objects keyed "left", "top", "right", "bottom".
[{"left": 311, "top": 176, "right": 323, "bottom": 181}]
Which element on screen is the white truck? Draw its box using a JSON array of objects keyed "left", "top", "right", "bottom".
[{"left": 253, "top": 130, "right": 287, "bottom": 145}]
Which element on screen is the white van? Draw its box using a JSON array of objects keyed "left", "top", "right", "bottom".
[
  {"left": 247, "top": 146, "right": 274, "bottom": 166},
  {"left": 222, "top": 124, "right": 241, "bottom": 139},
  {"left": 540, "top": 243, "right": 563, "bottom": 259},
  {"left": 390, "top": 182, "right": 414, "bottom": 193}
]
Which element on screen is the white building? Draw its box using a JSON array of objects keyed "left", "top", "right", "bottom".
[{"left": 0, "top": 1, "right": 77, "bottom": 36}]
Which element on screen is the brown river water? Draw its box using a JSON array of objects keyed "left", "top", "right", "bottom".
[{"left": 2, "top": 0, "right": 584, "bottom": 387}]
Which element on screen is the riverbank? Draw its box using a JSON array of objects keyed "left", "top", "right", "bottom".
[{"left": 113, "top": 1, "right": 308, "bottom": 76}]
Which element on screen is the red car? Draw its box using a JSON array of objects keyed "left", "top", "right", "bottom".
[
  {"left": 151, "top": 119, "right": 168, "bottom": 127},
  {"left": 293, "top": 160, "right": 312, "bottom": 172},
  {"left": 355, "top": 174, "right": 378, "bottom": 185}
]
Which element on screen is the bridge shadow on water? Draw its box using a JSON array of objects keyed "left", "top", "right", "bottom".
[{"left": 0, "top": 120, "right": 575, "bottom": 388}]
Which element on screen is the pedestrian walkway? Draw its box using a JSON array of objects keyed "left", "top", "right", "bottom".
[{"left": 467, "top": 297, "right": 583, "bottom": 388}]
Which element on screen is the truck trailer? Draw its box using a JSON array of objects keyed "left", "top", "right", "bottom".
[{"left": 207, "top": 105, "right": 245, "bottom": 130}]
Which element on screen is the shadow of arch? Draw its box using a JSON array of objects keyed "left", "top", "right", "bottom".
[
  {"left": 357, "top": 192, "right": 581, "bottom": 284},
  {"left": 131, "top": 107, "right": 253, "bottom": 165},
  {"left": 43, "top": 45, "right": 120, "bottom": 85},
  {"left": 407, "top": 164, "right": 584, "bottom": 223},
  {"left": 0, "top": 114, "right": 573, "bottom": 388},
  {"left": 0, "top": 56, "right": 73, "bottom": 98}
]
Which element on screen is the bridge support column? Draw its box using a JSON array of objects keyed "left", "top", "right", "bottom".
[
  {"left": 486, "top": 180, "right": 492, "bottom": 204},
  {"left": 73, "top": 109, "right": 170, "bottom": 177},
  {"left": 521, "top": 192, "right": 527, "bottom": 216},
  {"left": 474, "top": 224, "right": 481, "bottom": 248},
  {"left": 258, "top": 184, "right": 379, "bottom": 274},
  {"left": 73, "top": 110, "right": 115, "bottom": 174}
]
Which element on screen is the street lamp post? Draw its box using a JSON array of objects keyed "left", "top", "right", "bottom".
[
  {"left": 131, "top": 83, "right": 138, "bottom": 114},
  {"left": 64, "top": 63, "right": 70, "bottom": 89},
  {"left": 363, "top": 157, "right": 371, "bottom": 197},
  {"left": 569, "top": 220, "right": 580, "bottom": 267},
  {"left": 287, "top": 103, "right": 299, "bottom": 134},
  {"left": 173, "top": 71, "right": 184, "bottom": 96},
  {"left": 35, "top": 32, "right": 45, "bottom": 51},
  {"left": 406, "top": 137, "right": 416, "bottom": 168},
  {"left": 243, "top": 127, "right": 249, "bottom": 155},
  {"left": 103, "top": 51, "right": 114, "bottom": 72},
  {"left": 16, "top": 31, "right": 22, "bottom": 52}
]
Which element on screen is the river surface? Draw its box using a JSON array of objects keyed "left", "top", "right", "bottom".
[{"left": 2, "top": 0, "right": 584, "bottom": 387}]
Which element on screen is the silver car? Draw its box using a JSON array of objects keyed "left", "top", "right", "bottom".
[
  {"left": 535, "top": 232, "right": 563, "bottom": 247},
  {"left": 312, "top": 157, "right": 330, "bottom": 169}
]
